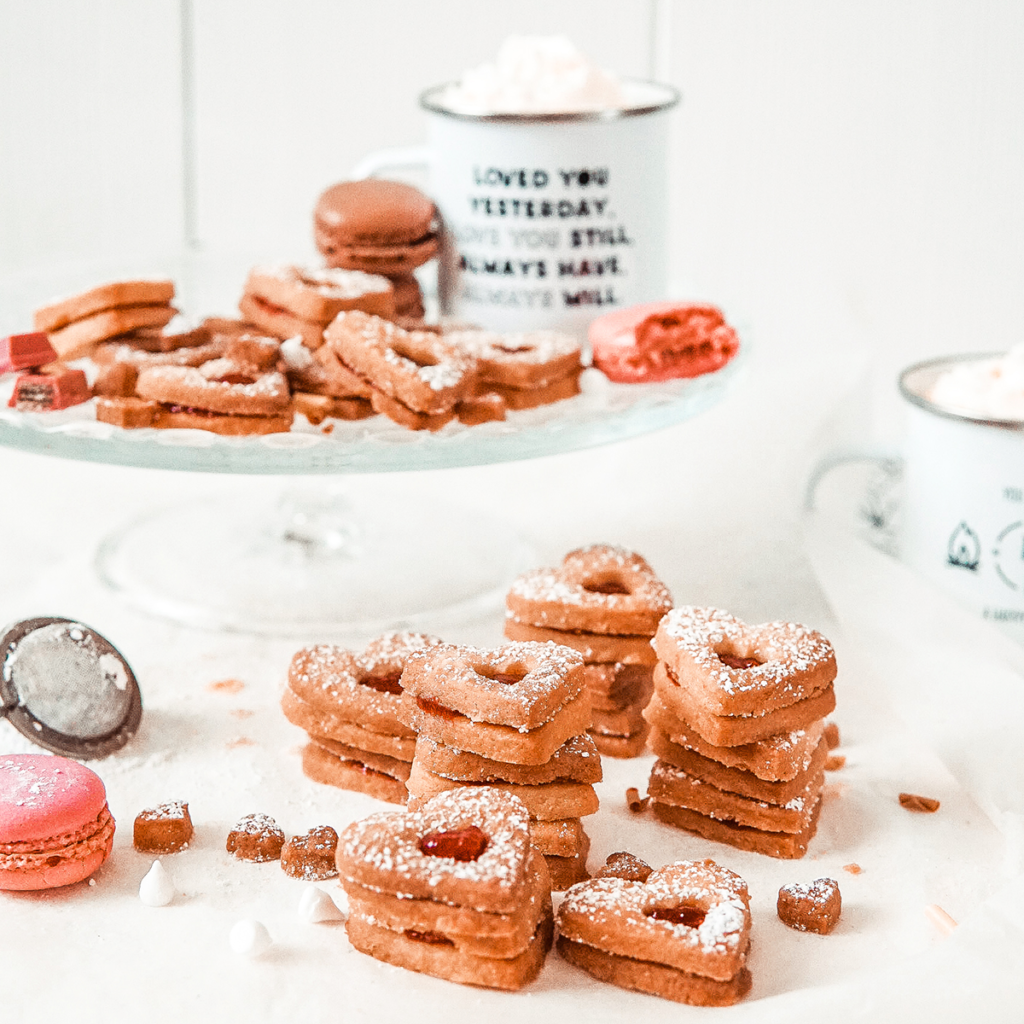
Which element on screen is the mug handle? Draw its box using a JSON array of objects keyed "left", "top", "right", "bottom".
[
  {"left": 349, "top": 145, "right": 430, "bottom": 179},
  {"left": 805, "top": 446, "right": 904, "bottom": 551},
  {"left": 348, "top": 145, "right": 455, "bottom": 314}
]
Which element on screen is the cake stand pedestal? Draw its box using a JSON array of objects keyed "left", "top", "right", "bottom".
[
  {"left": 95, "top": 487, "right": 532, "bottom": 637},
  {"left": 0, "top": 256, "right": 745, "bottom": 636}
]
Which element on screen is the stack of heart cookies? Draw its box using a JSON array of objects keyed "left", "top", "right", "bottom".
[
  {"left": 504, "top": 545, "right": 672, "bottom": 758},
  {"left": 398, "top": 641, "right": 598, "bottom": 889},
  {"left": 337, "top": 787, "right": 553, "bottom": 990},
  {"left": 282, "top": 632, "right": 442, "bottom": 804},
  {"left": 557, "top": 857, "right": 752, "bottom": 1006},
  {"left": 643, "top": 607, "right": 836, "bottom": 859}
]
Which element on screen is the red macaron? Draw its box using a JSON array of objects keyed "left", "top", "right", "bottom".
[
  {"left": 588, "top": 301, "right": 740, "bottom": 383},
  {"left": 0, "top": 754, "right": 115, "bottom": 890}
]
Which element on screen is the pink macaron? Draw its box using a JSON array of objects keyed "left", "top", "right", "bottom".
[{"left": 0, "top": 754, "right": 115, "bottom": 890}]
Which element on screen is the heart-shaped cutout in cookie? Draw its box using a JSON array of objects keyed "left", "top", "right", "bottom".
[
  {"left": 507, "top": 544, "right": 672, "bottom": 636},
  {"left": 653, "top": 607, "right": 837, "bottom": 717},
  {"left": 557, "top": 859, "right": 750, "bottom": 983},
  {"left": 337, "top": 787, "right": 533, "bottom": 914}
]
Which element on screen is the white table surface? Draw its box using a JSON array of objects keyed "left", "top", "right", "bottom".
[{"left": 2, "top": 337, "right": 1022, "bottom": 1022}]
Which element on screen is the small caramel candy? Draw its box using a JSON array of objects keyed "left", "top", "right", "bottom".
[
  {"left": 226, "top": 813, "right": 285, "bottom": 862},
  {"left": 899, "top": 792, "right": 940, "bottom": 813},
  {"left": 596, "top": 851, "right": 652, "bottom": 883},
  {"left": 133, "top": 801, "right": 194, "bottom": 854},
  {"left": 281, "top": 825, "right": 339, "bottom": 880},
  {"left": 777, "top": 878, "right": 842, "bottom": 934}
]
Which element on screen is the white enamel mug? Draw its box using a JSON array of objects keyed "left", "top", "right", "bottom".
[
  {"left": 809, "top": 353, "right": 1024, "bottom": 644},
  {"left": 898, "top": 355, "right": 1024, "bottom": 638},
  {"left": 352, "top": 80, "right": 680, "bottom": 334}
]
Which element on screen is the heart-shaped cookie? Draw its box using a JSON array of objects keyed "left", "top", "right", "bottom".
[
  {"left": 285, "top": 632, "right": 442, "bottom": 738},
  {"left": 336, "top": 787, "right": 533, "bottom": 914},
  {"left": 324, "top": 310, "right": 476, "bottom": 414},
  {"left": 400, "top": 642, "right": 585, "bottom": 731},
  {"left": 507, "top": 545, "right": 672, "bottom": 636},
  {"left": 557, "top": 859, "right": 750, "bottom": 982},
  {"left": 653, "top": 607, "right": 837, "bottom": 717}
]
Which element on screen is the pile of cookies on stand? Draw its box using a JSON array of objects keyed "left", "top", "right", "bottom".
[
  {"left": 276, "top": 542, "right": 843, "bottom": 1005},
  {"left": 3, "top": 178, "right": 596, "bottom": 434}
]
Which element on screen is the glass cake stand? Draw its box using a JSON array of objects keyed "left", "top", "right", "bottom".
[{"left": 0, "top": 253, "right": 746, "bottom": 636}]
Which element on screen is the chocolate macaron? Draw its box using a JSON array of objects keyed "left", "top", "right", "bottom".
[
  {"left": 314, "top": 179, "right": 439, "bottom": 277},
  {"left": 0, "top": 754, "right": 115, "bottom": 890}
]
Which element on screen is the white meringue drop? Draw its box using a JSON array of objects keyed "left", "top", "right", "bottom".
[
  {"left": 298, "top": 885, "right": 345, "bottom": 923},
  {"left": 138, "top": 860, "right": 175, "bottom": 907},
  {"left": 230, "top": 919, "right": 272, "bottom": 957}
]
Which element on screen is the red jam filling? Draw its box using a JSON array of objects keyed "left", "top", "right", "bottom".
[
  {"left": 416, "top": 696, "right": 466, "bottom": 721},
  {"left": 717, "top": 653, "right": 762, "bottom": 670},
  {"left": 647, "top": 904, "right": 707, "bottom": 928},
  {"left": 404, "top": 929, "right": 455, "bottom": 946},
  {"left": 418, "top": 825, "right": 489, "bottom": 862},
  {"left": 360, "top": 671, "right": 403, "bottom": 695}
]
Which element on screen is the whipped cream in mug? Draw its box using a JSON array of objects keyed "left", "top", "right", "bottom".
[
  {"left": 929, "top": 345, "right": 1024, "bottom": 422},
  {"left": 437, "top": 35, "right": 628, "bottom": 115}
]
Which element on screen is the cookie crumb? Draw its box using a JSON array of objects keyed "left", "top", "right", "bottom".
[
  {"left": 899, "top": 792, "right": 940, "bottom": 813},
  {"left": 626, "top": 786, "right": 649, "bottom": 813},
  {"left": 208, "top": 678, "right": 245, "bottom": 694},
  {"left": 823, "top": 721, "right": 841, "bottom": 749},
  {"left": 842, "top": 863, "right": 862, "bottom": 875},
  {"left": 825, "top": 754, "right": 846, "bottom": 771},
  {"left": 925, "top": 903, "right": 957, "bottom": 936}
]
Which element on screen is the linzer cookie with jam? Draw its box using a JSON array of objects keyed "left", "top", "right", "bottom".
[
  {"left": 337, "top": 787, "right": 553, "bottom": 990},
  {"left": 324, "top": 311, "right": 477, "bottom": 431},
  {"left": 399, "top": 642, "right": 589, "bottom": 767},
  {"left": 644, "top": 607, "right": 837, "bottom": 859},
  {"left": 400, "top": 641, "right": 595, "bottom": 889},
  {"left": 133, "top": 357, "right": 293, "bottom": 436},
  {"left": 504, "top": 545, "right": 671, "bottom": 757},
  {"left": 557, "top": 858, "right": 752, "bottom": 1006},
  {"left": 447, "top": 328, "right": 583, "bottom": 412},
  {"left": 283, "top": 632, "right": 443, "bottom": 804}
]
